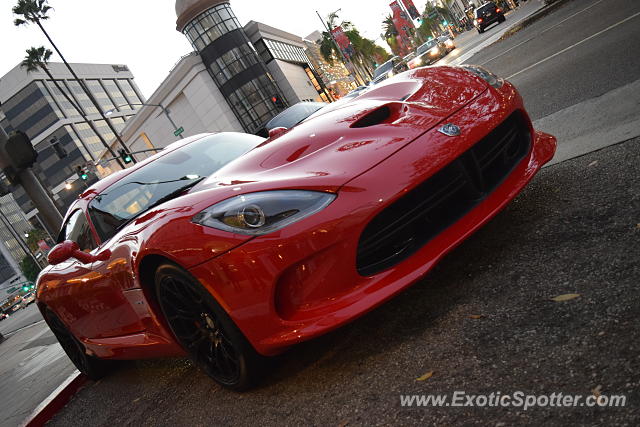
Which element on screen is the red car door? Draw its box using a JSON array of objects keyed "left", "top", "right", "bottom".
[{"left": 45, "top": 209, "right": 144, "bottom": 340}]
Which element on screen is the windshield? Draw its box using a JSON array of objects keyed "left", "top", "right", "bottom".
[
  {"left": 88, "top": 133, "right": 263, "bottom": 242},
  {"left": 373, "top": 60, "right": 394, "bottom": 79},
  {"left": 417, "top": 40, "right": 437, "bottom": 55},
  {"left": 476, "top": 3, "right": 496, "bottom": 16},
  {"left": 265, "top": 102, "right": 326, "bottom": 131}
]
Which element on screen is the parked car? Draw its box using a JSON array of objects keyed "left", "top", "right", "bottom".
[
  {"left": 261, "top": 101, "right": 326, "bottom": 135},
  {"left": 371, "top": 56, "right": 408, "bottom": 85},
  {"left": 474, "top": 1, "right": 506, "bottom": 33},
  {"left": 37, "top": 65, "right": 556, "bottom": 390},
  {"left": 407, "top": 39, "right": 447, "bottom": 69},
  {"left": 0, "top": 312, "right": 9, "bottom": 322}
]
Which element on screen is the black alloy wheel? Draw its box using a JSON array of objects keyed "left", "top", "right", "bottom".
[
  {"left": 154, "top": 264, "right": 264, "bottom": 390},
  {"left": 45, "top": 309, "right": 110, "bottom": 380}
]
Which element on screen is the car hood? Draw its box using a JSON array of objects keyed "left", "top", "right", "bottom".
[{"left": 201, "top": 67, "right": 487, "bottom": 191}]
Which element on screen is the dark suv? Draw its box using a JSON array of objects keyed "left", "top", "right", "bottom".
[{"left": 474, "top": 2, "right": 506, "bottom": 33}]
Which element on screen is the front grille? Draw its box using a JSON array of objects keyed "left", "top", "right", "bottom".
[{"left": 356, "top": 112, "right": 531, "bottom": 276}]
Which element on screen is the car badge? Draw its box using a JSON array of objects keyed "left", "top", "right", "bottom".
[{"left": 438, "top": 123, "right": 461, "bottom": 137}]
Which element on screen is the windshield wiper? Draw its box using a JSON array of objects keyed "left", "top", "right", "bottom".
[
  {"left": 143, "top": 176, "right": 206, "bottom": 212},
  {"left": 113, "top": 177, "right": 206, "bottom": 232}
]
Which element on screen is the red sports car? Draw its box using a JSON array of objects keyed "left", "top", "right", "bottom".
[{"left": 37, "top": 65, "right": 556, "bottom": 390}]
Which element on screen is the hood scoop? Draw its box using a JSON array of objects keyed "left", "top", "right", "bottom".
[{"left": 351, "top": 104, "right": 394, "bottom": 128}]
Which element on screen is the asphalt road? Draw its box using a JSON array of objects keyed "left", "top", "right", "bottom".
[
  {"left": 463, "top": 0, "right": 640, "bottom": 121},
  {"left": 0, "top": 302, "right": 44, "bottom": 337},
  {"left": 0, "top": 307, "right": 76, "bottom": 427},
  {"left": 40, "top": 1, "right": 640, "bottom": 424}
]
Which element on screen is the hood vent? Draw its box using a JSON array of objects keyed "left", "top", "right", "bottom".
[{"left": 351, "top": 105, "right": 392, "bottom": 128}]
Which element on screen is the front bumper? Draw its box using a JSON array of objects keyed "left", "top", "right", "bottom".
[{"left": 188, "top": 82, "right": 556, "bottom": 356}]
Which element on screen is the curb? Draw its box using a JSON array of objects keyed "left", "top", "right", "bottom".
[
  {"left": 496, "top": 0, "right": 576, "bottom": 41},
  {"left": 20, "top": 371, "right": 87, "bottom": 427}
]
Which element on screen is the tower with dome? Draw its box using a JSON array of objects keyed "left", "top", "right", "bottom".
[{"left": 175, "top": 0, "right": 286, "bottom": 133}]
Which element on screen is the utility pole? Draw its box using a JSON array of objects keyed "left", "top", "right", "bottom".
[{"left": 0, "top": 128, "right": 63, "bottom": 236}]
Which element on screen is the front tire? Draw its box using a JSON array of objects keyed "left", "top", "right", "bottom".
[
  {"left": 154, "top": 263, "right": 265, "bottom": 391},
  {"left": 45, "top": 309, "right": 111, "bottom": 380}
]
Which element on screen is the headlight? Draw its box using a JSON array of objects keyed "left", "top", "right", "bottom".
[
  {"left": 192, "top": 190, "right": 335, "bottom": 236},
  {"left": 387, "top": 70, "right": 395, "bottom": 78},
  {"left": 462, "top": 65, "right": 504, "bottom": 88},
  {"left": 429, "top": 47, "right": 439, "bottom": 56},
  {"left": 445, "top": 40, "right": 454, "bottom": 47}
]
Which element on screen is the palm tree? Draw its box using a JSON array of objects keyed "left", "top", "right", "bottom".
[
  {"left": 21, "top": 46, "right": 118, "bottom": 163},
  {"left": 14, "top": 0, "right": 128, "bottom": 167},
  {"left": 382, "top": 15, "right": 398, "bottom": 40},
  {"left": 319, "top": 10, "right": 386, "bottom": 82}
]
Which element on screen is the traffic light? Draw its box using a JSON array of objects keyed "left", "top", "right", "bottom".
[
  {"left": 0, "top": 177, "right": 9, "bottom": 196},
  {"left": 50, "top": 136, "right": 67, "bottom": 159},
  {"left": 22, "top": 285, "right": 29, "bottom": 292},
  {"left": 442, "top": 20, "right": 448, "bottom": 26},
  {"left": 4, "top": 130, "right": 38, "bottom": 169},
  {"left": 271, "top": 95, "right": 286, "bottom": 109},
  {"left": 118, "top": 148, "right": 133, "bottom": 164},
  {"left": 75, "top": 165, "right": 88, "bottom": 181}
]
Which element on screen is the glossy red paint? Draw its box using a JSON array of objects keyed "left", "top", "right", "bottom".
[{"left": 36, "top": 66, "right": 556, "bottom": 361}]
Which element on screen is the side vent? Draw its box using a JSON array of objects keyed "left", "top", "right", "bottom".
[{"left": 351, "top": 105, "right": 392, "bottom": 128}]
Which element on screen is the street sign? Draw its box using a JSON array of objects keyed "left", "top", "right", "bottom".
[
  {"left": 428, "top": 11, "right": 438, "bottom": 19},
  {"left": 174, "top": 127, "right": 184, "bottom": 137}
]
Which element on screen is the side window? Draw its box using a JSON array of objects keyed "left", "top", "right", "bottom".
[{"left": 58, "top": 210, "right": 97, "bottom": 252}]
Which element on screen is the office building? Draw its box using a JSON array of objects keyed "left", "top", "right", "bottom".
[
  {"left": 244, "top": 21, "right": 332, "bottom": 104},
  {"left": 0, "top": 62, "right": 144, "bottom": 217}
]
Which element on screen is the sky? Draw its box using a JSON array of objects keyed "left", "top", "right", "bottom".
[{"left": 0, "top": 0, "right": 430, "bottom": 99}]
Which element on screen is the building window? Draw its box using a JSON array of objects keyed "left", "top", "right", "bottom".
[
  {"left": 86, "top": 80, "right": 115, "bottom": 112},
  {"left": 208, "top": 45, "right": 258, "bottom": 85},
  {"left": 254, "top": 39, "right": 273, "bottom": 63},
  {"left": 46, "top": 80, "right": 80, "bottom": 118},
  {"left": 260, "top": 38, "right": 310, "bottom": 65},
  {"left": 101, "top": 79, "right": 131, "bottom": 112},
  {"left": 183, "top": 3, "right": 242, "bottom": 52},
  {"left": 66, "top": 80, "right": 99, "bottom": 115},
  {"left": 117, "top": 79, "right": 142, "bottom": 106}
]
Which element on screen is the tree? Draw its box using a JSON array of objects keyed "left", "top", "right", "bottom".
[
  {"left": 20, "top": 254, "right": 41, "bottom": 283},
  {"left": 319, "top": 10, "right": 386, "bottom": 82},
  {"left": 21, "top": 227, "right": 48, "bottom": 252},
  {"left": 14, "top": 0, "right": 126, "bottom": 168},
  {"left": 382, "top": 15, "right": 398, "bottom": 40}
]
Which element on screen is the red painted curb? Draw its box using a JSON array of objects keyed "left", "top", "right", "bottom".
[{"left": 20, "top": 371, "right": 87, "bottom": 427}]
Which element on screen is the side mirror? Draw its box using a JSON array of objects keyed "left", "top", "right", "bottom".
[
  {"left": 48, "top": 240, "right": 111, "bottom": 265},
  {"left": 268, "top": 127, "right": 288, "bottom": 139},
  {"left": 48, "top": 240, "right": 78, "bottom": 265}
]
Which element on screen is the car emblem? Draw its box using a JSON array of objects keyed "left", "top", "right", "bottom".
[{"left": 438, "top": 123, "right": 461, "bottom": 137}]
